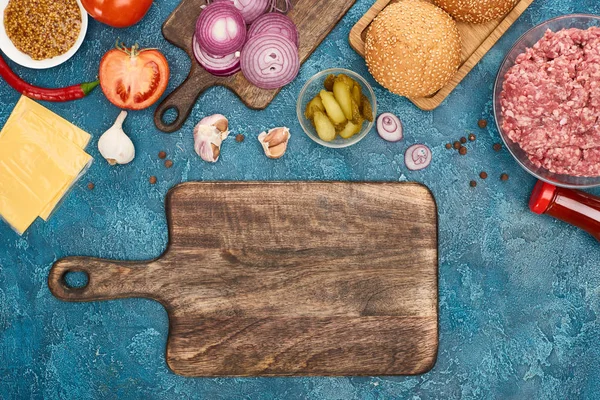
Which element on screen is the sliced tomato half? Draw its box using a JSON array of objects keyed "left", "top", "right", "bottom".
[{"left": 99, "top": 44, "right": 170, "bottom": 110}]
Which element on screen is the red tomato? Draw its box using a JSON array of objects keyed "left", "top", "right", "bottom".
[
  {"left": 99, "top": 44, "right": 170, "bottom": 110},
  {"left": 81, "top": 0, "right": 153, "bottom": 28}
]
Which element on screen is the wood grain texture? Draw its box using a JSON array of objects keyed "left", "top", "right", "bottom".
[
  {"left": 49, "top": 182, "right": 439, "bottom": 376},
  {"left": 349, "top": 0, "right": 534, "bottom": 110},
  {"left": 154, "top": 0, "right": 357, "bottom": 133}
]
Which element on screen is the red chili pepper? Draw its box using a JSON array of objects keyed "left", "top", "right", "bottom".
[{"left": 0, "top": 52, "right": 99, "bottom": 102}]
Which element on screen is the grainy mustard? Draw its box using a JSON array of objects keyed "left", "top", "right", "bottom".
[{"left": 4, "top": 0, "right": 81, "bottom": 60}]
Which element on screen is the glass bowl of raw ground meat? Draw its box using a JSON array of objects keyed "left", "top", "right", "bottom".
[{"left": 494, "top": 14, "right": 600, "bottom": 188}]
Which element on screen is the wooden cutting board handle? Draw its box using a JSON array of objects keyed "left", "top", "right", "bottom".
[
  {"left": 154, "top": 65, "right": 212, "bottom": 133},
  {"left": 48, "top": 257, "right": 164, "bottom": 303}
]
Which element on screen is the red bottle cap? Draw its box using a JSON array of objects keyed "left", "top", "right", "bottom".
[{"left": 529, "top": 180, "right": 557, "bottom": 214}]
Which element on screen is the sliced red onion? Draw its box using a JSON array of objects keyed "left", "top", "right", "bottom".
[
  {"left": 377, "top": 113, "right": 403, "bottom": 142},
  {"left": 247, "top": 13, "right": 299, "bottom": 47},
  {"left": 196, "top": 2, "right": 247, "bottom": 57},
  {"left": 193, "top": 36, "right": 241, "bottom": 76},
  {"left": 405, "top": 144, "right": 432, "bottom": 171},
  {"left": 240, "top": 33, "right": 299, "bottom": 90},
  {"left": 209, "top": 0, "right": 271, "bottom": 24}
]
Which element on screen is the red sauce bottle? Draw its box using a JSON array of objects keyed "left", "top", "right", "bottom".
[{"left": 530, "top": 180, "right": 600, "bottom": 241}]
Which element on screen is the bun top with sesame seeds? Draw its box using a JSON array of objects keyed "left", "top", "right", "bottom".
[
  {"left": 364, "top": 0, "right": 461, "bottom": 98},
  {"left": 432, "top": 0, "right": 518, "bottom": 24}
]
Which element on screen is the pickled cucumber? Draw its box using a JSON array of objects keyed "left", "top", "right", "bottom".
[
  {"left": 361, "top": 94, "right": 374, "bottom": 122},
  {"left": 336, "top": 74, "right": 356, "bottom": 90},
  {"left": 319, "top": 90, "right": 347, "bottom": 125},
  {"left": 333, "top": 80, "right": 353, "bottom": 120},
  {"left": 351, "top": 99, "right": 362, "bottom": 124},
  {"left": 304, "top": 73, "right": 372, "bottom": 140},
  {"left": 305, "top": 96, "right": 325, "bottom": 120},
  {"left": 314, "top": 111, "right": 336, "bottom": 142},
  {"left": 352, "top": 85, "right": 361, "bottom": 104},
  {"left": 324, "top": 74, "right": 336, "bottom": 91},
  {"left": 338, "top": 120, "right": 359, "bottom": 139}
]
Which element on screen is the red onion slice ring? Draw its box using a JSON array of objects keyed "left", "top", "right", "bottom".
[
  {"left": 193, "top": 36, "right": 241, "bottom": 77},
  {"left": 209, "top": 0, "right": 271, "bottom": 24},
  {"left": 195, "top": 2, "right": 247, "bottom": 57},
  {"left": 405, "top": 144, "right": 432, "bottom": 171},
  {"left": 247, "top": 13, "right": 299, "bottom": 47},
  {"left": 377, "top": 112, "right": 403, "bottom": 142},
  {"left": 240, "top": 33, "right": 299, "bottom": 90}
]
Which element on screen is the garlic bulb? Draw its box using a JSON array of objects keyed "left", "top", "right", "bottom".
[
  {"left": 193, "top": 114, "right": 230, "bottom": 163},
  {"left": 98, "top": 111, "right": 135, "bottom": 165},
  {"left": 194, "top": 125, "right": 223, "bottom": 162},
  {"left": 258, "top": 127, "right": 290, "bottom": 159}
]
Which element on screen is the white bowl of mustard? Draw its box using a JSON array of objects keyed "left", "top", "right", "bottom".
[{"left": 0, "top": 0, "right": 88, "bottom": 69}]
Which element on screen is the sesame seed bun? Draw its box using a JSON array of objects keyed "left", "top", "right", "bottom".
[
  {"left": 432, "top": 0, "right": 518, "bottom": 23},
  {"left": 365, "top": 0, "right": 461, "bottom": 98}
]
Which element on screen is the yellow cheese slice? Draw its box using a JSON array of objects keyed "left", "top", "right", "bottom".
[
  {"left": 0, "top": 130, "right": 74, "bottom": 234},
  {"left": 12, "top": 112, "right": 93, "bottom": 220},
  {"left": 1, "top": 96, "right": 91, "bottom": 148},
  {"left": 0, "top": 96, "right": 93, "bottom": 221},
  {"left": 0, "top": 116, "right": 92, "bottom": 233},
  {"left": 12, "top": 111, "right": 93, "bottom": 176},
  {"left": 0, "top": 165, "right": 46, "bottom": 235}
]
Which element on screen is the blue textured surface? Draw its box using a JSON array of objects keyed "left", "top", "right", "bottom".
[{"left": 2, "top": 0, "right": 600, "bottom": 398}]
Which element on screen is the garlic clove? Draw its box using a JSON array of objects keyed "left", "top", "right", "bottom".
[
  {"left": 267, "top": 142, "right": 288, "bottom": 158},
  {"left": 216, "top": 119, "right": 229, "bottom": 135},
  {"left": 263, "top": 127, "right": 288, "bottom": 146},
  {"left": 98, "top": 111, "right": 135, "bottom": 165},
  {"left": 212, "top": 143, "right": 220, "bottom": 160},
  {"left": 199, "top": 114, "right": 229, "bottom": 135},
  {"left": 258, "top": 127, "right": 291, "bottom": 159}
]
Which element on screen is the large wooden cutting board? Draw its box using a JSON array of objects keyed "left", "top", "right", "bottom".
[
  {"left": 349, "top": 0, "right": 534, "bottom": 110},
  {"left": 49, "top": 182, "right": 439, "bottom": 376},
  {"left": 154, "top": 0, "right": 357, "bottom": 133}
]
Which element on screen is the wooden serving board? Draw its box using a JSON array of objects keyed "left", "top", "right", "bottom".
[
  {"left": 349, "top": 0, "right": 534, "bottom": 110},
  {"left": 154, "top": 0, "right": 357, "bottom": 133},
  {"left": 49, "top": 182, "right": 439, "bottom": 377}
]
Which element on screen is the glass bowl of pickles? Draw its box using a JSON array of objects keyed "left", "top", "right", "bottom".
[{"left": 297, "top": 68, "right": 377, "bottom": 148}]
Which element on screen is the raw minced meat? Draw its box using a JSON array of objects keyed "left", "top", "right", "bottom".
[{"left": 501, "top": 27, "right": 600, "bottom": 177}]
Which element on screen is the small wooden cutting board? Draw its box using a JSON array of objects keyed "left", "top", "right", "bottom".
[
  {"left": 154, "top": 0, "right": 357, "bottom": 133},
  {"left": 49, "top": 182, "right": 439, "bottom": 376}
]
